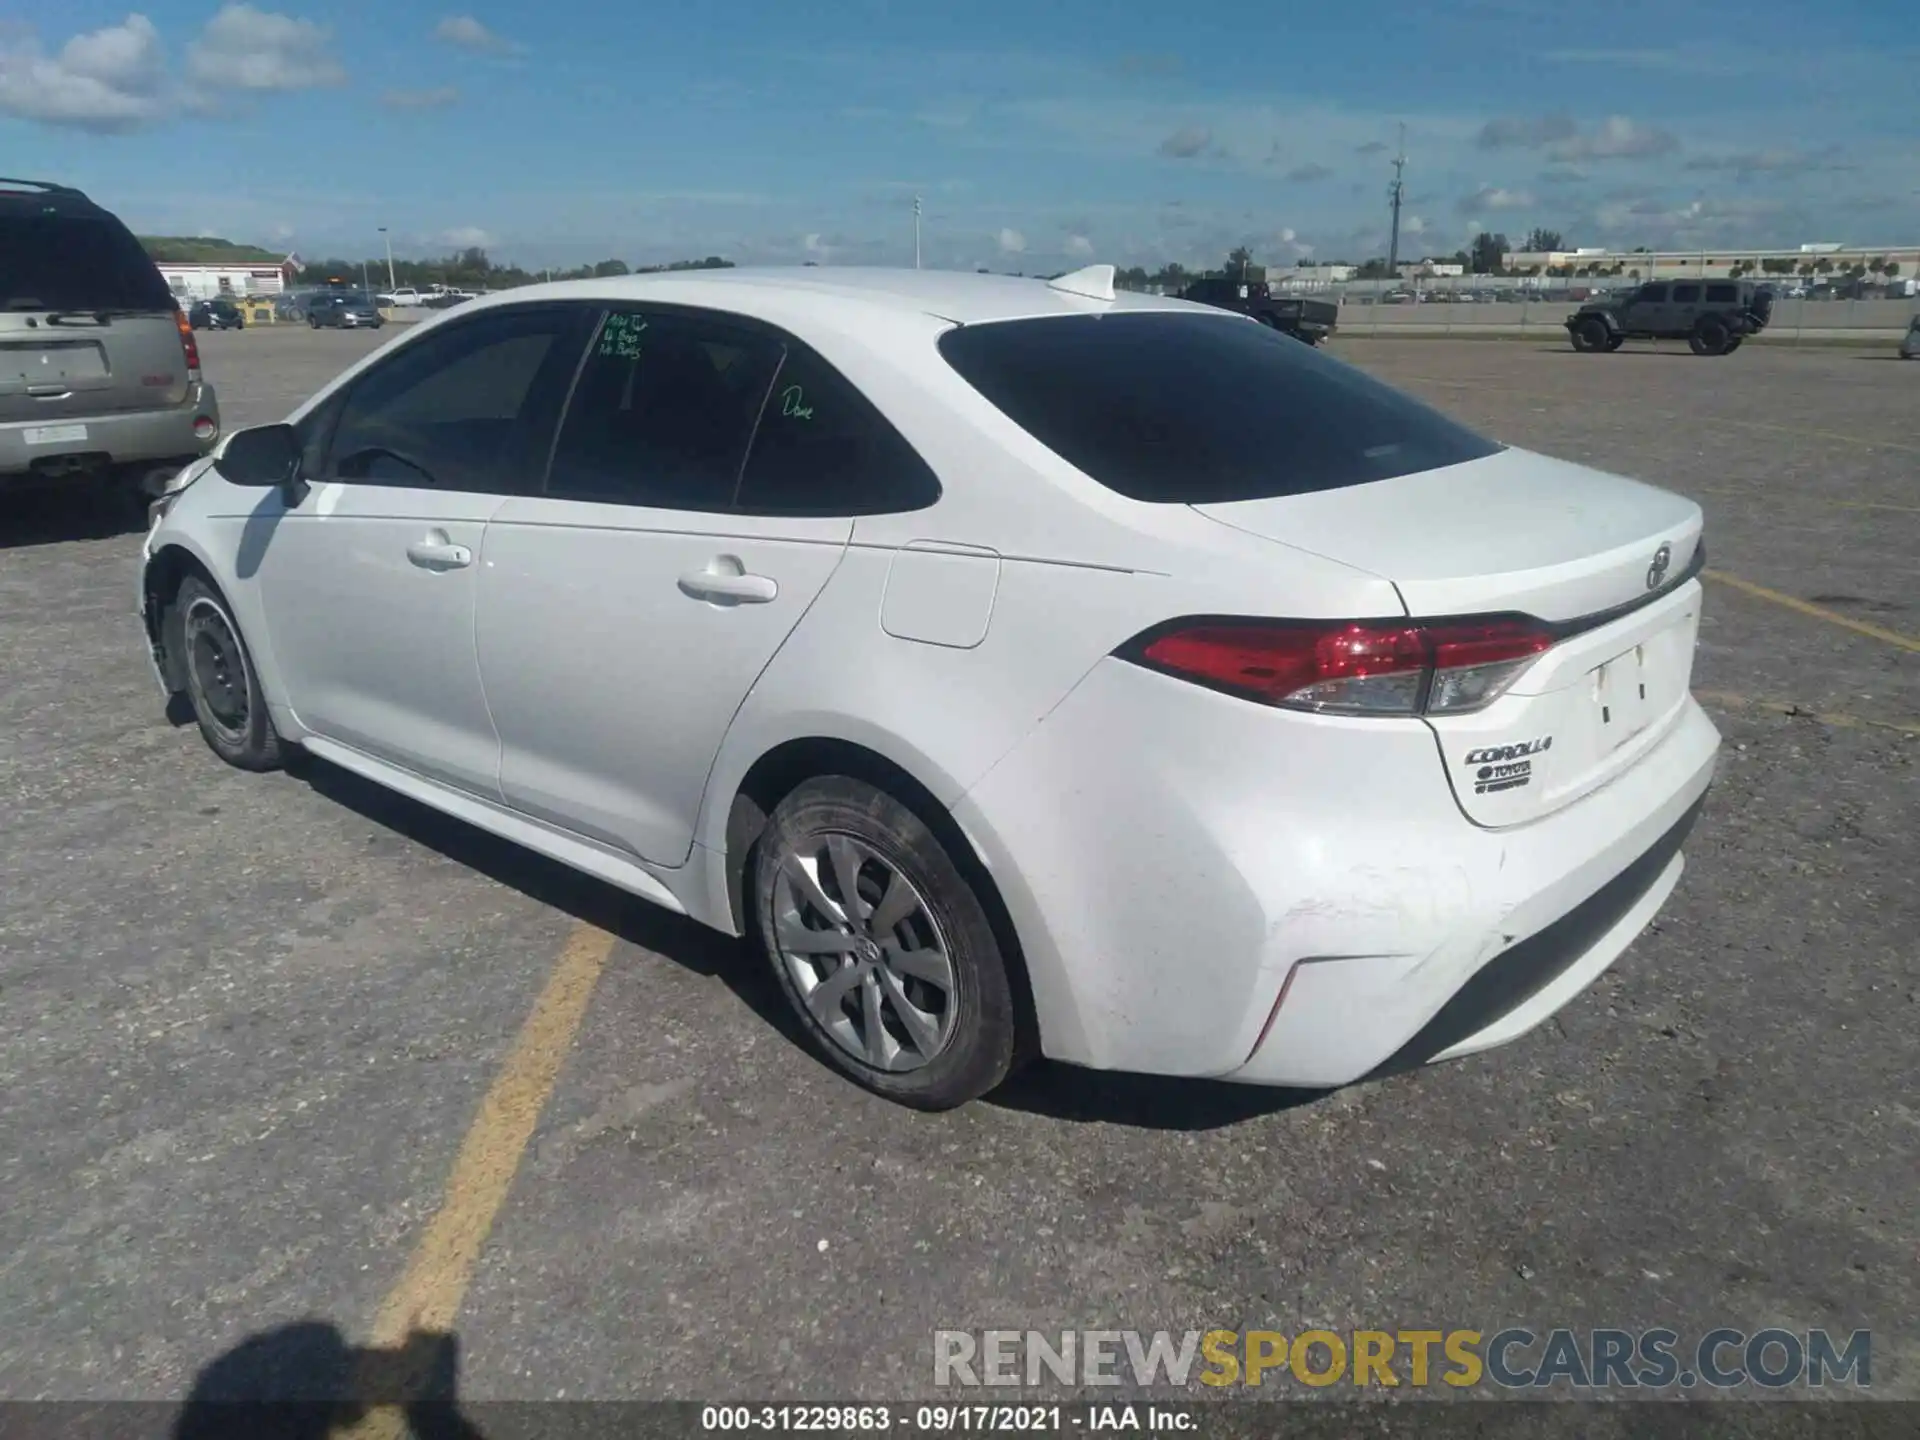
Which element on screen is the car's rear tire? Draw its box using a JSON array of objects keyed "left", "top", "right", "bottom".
[
  {"left": 172, "top": 575, "right": 285, "bottom": 772},
  {"left": 1724, "top": 337, "right": 1744, "bottom": 353},
  {"left": 749, "top": 776, "right": 1021, "bottom": 1110},
  {"left": 1690, "top": 316, "right": 1731, "bottom": 356}
]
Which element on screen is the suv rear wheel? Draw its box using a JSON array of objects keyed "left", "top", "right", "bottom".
[{"left": 1690, "top": 316, "right": 1732, "bottom": 356}]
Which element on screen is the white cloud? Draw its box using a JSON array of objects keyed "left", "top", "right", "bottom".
[
  {"left": 1279, "top": 227, "right": 1296, "bottom": 242},
  {"left": 997, "top": 227, "right": 1027, "bottom": 254},
  {"left": 1064, "top": 233, "right": 1094, "bottom": 257},
  {"left": 1476, "top": 112, "right": 1679, "bottom": 164},
  {"left": 433, "top": 15, "right": 523, "bottom": 55},
  {"left": 1549, "top": 116, "right": 1679, "bottom": 163},
  {"left": 1477, "top": 113, "right": 1577, "bottom": 150},
  {"left": 0, "top": 14, "right": 171, "bottom": 132},
  {"left": 1404, "top": 214, "right": 1428, "bottom": 236},
  {"left": 1457, "top": 185, "right": 1534, "bottom": 215},
  {"left": 186, "top": 5, "right": 346, "bottom": 92},
  {"left": 382, "top": 84, "right": 459, "bottom": 109},
  {"left": 439, "top": 225, "right": 496, "bottom": 248},
  {"left": 1157, "top": 124, "right": 1211, "bottom": 159}
]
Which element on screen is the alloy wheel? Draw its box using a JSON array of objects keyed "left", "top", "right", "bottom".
[{"left": 770, "top": 832, "right": 958, "bottom": 1072}]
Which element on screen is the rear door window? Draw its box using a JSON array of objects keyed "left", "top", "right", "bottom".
[
  {"left": 1671, "top": 283, "right": 1701, "bottom": 303},
  {"left": 1705, "top": 283, "right": 1738, "bottom": 303},
  {"left": 0, "top": 210, "right": 174, "bottom": 312},
  {"left": 936, "top": 311, "right": 1500, "bottom": 503}
]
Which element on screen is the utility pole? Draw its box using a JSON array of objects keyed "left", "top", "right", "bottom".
[
  {"left": 379, "top": 226, "right": 395, "bottom": 291},
  {"left": 1386, "top": 123, "right": 1406, "bottom": 279},
  {"left": 913, "top": 195, "right": 923, "bottom": 270}
]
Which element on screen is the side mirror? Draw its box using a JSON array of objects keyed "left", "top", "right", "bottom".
[{"left": 216, "top": 423, "right": 300, "bottom": 488}]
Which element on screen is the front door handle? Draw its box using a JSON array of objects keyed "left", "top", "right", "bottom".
[
  {"left": 406, "top": 530, "right": 473, "bottom": 570},
  {"left": 678, "top": 561, "right": 777, "bottom": 604}
]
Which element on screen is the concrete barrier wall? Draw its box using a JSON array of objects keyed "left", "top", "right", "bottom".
[{"left": 1336, "top": 297, "right": 1919, "bottom": 338}]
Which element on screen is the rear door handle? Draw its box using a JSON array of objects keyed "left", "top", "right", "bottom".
[
  {"left": 678, "top": 567, "right": 778, "bottom": 604},
  {"left": 406, "top": 531, "right": 473, "bottom": 570}
]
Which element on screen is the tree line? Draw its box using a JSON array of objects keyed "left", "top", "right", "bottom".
[{"left": 288, "top": 247, "right": 736, "bottom": 292}]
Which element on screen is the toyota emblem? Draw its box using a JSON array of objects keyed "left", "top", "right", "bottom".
[{"left": 1646, "top": 542, "right": 1672, "bottom": 591}]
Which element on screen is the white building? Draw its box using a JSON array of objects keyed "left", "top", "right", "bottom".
[{"left": 154, "top": 258, "right": 299, "bottom": 301}]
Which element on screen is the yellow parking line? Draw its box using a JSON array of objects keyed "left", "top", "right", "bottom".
[
  {"left": 338, "top": 920, "right": 616, "bottom": 1433},
  {"left": 1703, "top": 569, "right": 1920, "bottom": 653},
  {"left": 1697, "top": 690, "right": 1920, "bottom": 738}
]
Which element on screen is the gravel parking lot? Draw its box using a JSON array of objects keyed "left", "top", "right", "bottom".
[{"left": 1, "top": 325, "right": 1914, "bottom": 1411}]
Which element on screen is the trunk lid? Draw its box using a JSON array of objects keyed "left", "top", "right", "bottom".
[
  {"left": 0, "top": 312, "right": 191, "bottom": 424},
  {"left": 1191, "top": 446, "right": 1702, "bottom": 622},
  {"left": 1193, "top": 446, "right": 1706, "bottom": 827}
]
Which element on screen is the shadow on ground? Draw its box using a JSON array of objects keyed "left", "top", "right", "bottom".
[
  {"left": 172, "top": 1321, "right": 484, "bottom": 1439},
  {"left": 986, "top": 1062, "right": 1326, "bottom": 1130},
  {"left": 287, "top": 753, "right": 1322, "bottom": 1132},
  {"left": 289, "top": 754, "right": 803, "bottom": 1048},
  {"left": 0, "top": 485, "right": 146, "bottom": 550}
]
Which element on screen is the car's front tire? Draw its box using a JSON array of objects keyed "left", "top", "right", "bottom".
[
  {"left": 172, "top": 575, "right": 285, "bottom": 772},
  {"left": 1570, "top": 316, "right": 1609, "bottom": 352},
  {"left": 750, "top": 776, "right": 1021, "bottom": 1110}
]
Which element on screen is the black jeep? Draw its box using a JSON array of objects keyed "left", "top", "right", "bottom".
[
  {"left": 1566, "top": 278, "right": 1773, "bottom": 356},
  {"left": 1179, "top": 276, "right": 1339, "bottom": 345}
]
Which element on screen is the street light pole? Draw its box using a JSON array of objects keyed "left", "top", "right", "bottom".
[
  {"left": 379, "top": 227, "right": 395, "bottom": 291},
  {"left": 913, "top": 195, "right": 922, "bottom": 270}
]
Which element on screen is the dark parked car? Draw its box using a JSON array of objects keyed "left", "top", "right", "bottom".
[
  {"left": 188, "top": 298, "right": 245, "bottom": 330},
  {"left": 0, "top": 176, "right": 221, "bottom": 517},
  {"left": 307, "top": 292, "right": 384, "bottom": 330},
  {"left": 1566, "top": 279, "right": 1773, "bottom": 356},
  {"left": 1178, "top": 276, "right": 1339, "bottom": 344}
]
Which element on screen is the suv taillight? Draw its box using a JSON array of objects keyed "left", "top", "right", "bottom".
[
  {"left": 1122, "top": 617, "right": 1556, "bottom": 717},
  {"left": 174, "top": 307, "right": 201, "bottom": 378}
]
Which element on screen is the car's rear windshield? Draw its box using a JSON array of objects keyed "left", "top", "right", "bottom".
[
  {"left": 0, "top": 211, "right": 176, "bottom": 313},
  {"left": 936, "top": 311, "right": 1500, "bottom": 504}
]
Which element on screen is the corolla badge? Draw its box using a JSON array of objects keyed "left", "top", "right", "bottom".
[{"left": 1646, "top": 542, "right": 1672, "bottom": 591}]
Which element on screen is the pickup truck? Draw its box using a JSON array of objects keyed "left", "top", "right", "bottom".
[{"left": 1178, "top": 276, "right": 1339, "bottom": 344}]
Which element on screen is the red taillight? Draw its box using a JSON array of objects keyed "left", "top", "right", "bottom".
[
  {"left": 1131, "top": 617, "right": 1555, "bottom": 717},
  {"left": 174, "top": 307, "right": 201, "bottom": 377}
]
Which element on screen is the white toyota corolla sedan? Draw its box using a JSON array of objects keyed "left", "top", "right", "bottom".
[{"left": 139, "top": 264, "right": 1718, "bottom": 1109}]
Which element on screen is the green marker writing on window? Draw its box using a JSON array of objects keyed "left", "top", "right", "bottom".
[
  {"left": 780, "top": 384, "right": 813, "bottom": 420},
  {"left": 599, "top": 314, "right": 646, "bottom": 359}
]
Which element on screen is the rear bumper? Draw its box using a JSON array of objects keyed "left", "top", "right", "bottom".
[
  {"left": 953, "top": 657, "right": 1719, "bottom": 1088},
  {"left": 0, "top": 382, "right": 221, "bottom": 483}
]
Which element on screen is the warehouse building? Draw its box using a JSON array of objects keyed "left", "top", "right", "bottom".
[{"left": 154, "top": 256, "right": 301, "bottom": 301}]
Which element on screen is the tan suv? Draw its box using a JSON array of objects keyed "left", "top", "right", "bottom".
[{"left": 2, "top": 178, "right": 221, "bottom": 520}]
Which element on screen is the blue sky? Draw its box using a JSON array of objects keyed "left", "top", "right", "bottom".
[{"left": 4, "top": 0, "right": 1915, "bottom": 270}]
